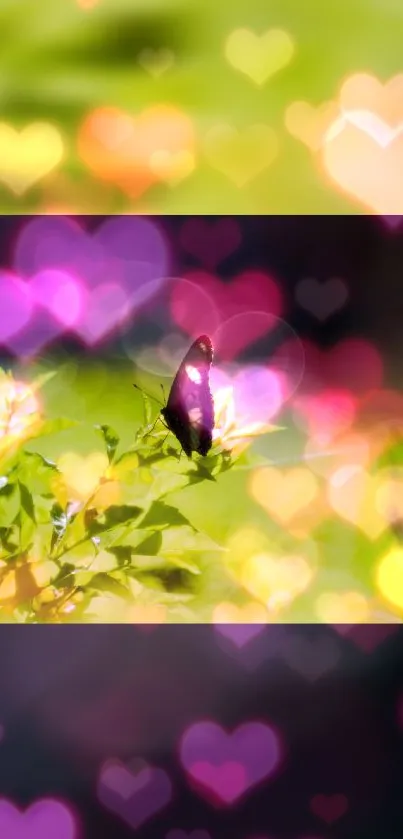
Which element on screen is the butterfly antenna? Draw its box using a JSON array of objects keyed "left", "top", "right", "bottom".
[
  {"left": 132, "top": 383, "right": 164, "bottom": 407},
  {"left": 160, "top": 383, "right": 167, "bottom": 404}
]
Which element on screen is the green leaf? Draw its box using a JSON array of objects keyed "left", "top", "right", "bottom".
[
  {"left": 0, "top": 524, "right": 20, "bottom": 554},
  {"left": 188, "top": 461, "right": 217, "bottom": 484},
  {"left": 88, "top": 550, "right": 118, "bottom": 572},
  {"left": 16, "top": 452, "right": 59, "bottom": 499},
  {"left": 50, "top": 502, "right": 68, "bottom": 552},
  {"left": 101, "top": 527, "right": 149, "bottom": 550},
  {"left": 146, "top": 468, "right": 189, "bottom": 500},
  {"left": 95, "top": 424, "right": 120, "bottom": 463},
  {"left": 22, "top": 451, "right": 57, "bottom": 471},
  {"left": 88, "top": 572, "right": 131, "bottom": 599},
  {"left": 18, "top": 482, "right": 36, "bottom": 522},
  {"left": 0, "top": 482, "right": 20, "bottom": 527},
  {"left": 19, "top": 514, "right": 36, "bottom": 551},
  {"left": 160, "top": 525, "right": 225, "bottom": 553},
  {"left": 140, "top": 501, "right": 191, "bottom": 530},
  {"left": 112, "top": 451, "right": 139, "bottom": 478},
  {"left": 18, "top": 483, "right": 36, "bottom": 549},
  {"left": 131, "top": 554, "right": 200, "bottom": 575},
  {"left": 88, "top": 505, "right": 143, "bottom": 536},
  {"left": 132, "top": 531, "right": 162, "bottom": 556},
  {"left": 52, "top": 562, "right": 76, "bottom": 589}
]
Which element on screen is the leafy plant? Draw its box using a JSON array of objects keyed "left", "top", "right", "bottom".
[{"left": 0, "top": 365, "right": 281, "bottom": 623}]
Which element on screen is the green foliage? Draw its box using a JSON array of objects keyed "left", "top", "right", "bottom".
[
  {"left": 94, "top": 424, "right": 120, "bottom": 463},
  {"left": 0, "top": 366, "right": 272, "bottom": 623}
]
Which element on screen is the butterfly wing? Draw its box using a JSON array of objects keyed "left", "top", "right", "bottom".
[{"left": 162, "top": 335, "right": 214, "bottom": 457}]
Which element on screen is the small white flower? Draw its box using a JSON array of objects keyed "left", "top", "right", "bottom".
[
  {"left": 212, "top": 385, "right": 279, "bottom": 455},
  {"left": 0, "top": 375, "right": 41, "bottom": 454}
]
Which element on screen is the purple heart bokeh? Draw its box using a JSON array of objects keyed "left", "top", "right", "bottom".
[
  {"left": 1, "top": 269, "right": 84, "bottom": 356},
  {"left": 381, "top": 215, "right": 403, "bottom": 230},
  {"left": 0, "top": 798, "right": 77, "bottom": 839},
  {"left": 179, "top": 218, "right": 242, "bottom": 269},
  {"left": 281, "top": 634, "right": 341, "bottom": 682},
  {"left": 214, "top": 625, "right": 288, "bottom": 671},
  {"left": 1, "top": 215, "right": 170, "bottom": 357},
  {"left": 97, "top": 759, "right": 172, "bottom": 829},
  {"left": 214, "top": 624, "right": 266, "bottom": 649},
  {"left": 344, "top": 624, "right": 398, "bottom": 653},
  {"left": 0, "top": 273, "right": 33, "bottom": 342},
  {"left": 180, "top": 721, "right": 282, "bottom": 805}
]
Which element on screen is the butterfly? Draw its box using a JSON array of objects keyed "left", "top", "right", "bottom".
[{"left": 160, "top": 335, "right": 215, "bottom": 458}]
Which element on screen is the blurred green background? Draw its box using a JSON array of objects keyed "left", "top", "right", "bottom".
[{"left": 0, "top": 0, "right": 402, "bottom": 213}]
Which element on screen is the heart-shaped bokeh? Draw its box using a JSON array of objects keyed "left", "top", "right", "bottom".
[
  {"left": 179, "top": 218, "right": 242, "bottom": 269},
  {"left": 295, "top": 338, "right": 383, "bottom": 394},
  {"left": 0, "top": 798, "right": 77, "bottom": 839},
  {"left": 179, "top": 721, "right": 282, "bottom": 805},
  {"left": 0, "top": 216, "right": 170, "bottom": 356},
  {"left": 98, "top": 759, "right": 172, "bottom": 829}
]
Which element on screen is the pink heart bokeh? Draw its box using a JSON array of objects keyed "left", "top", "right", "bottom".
[
  {"left": 179, "top": 217, "right": 242, "bottom": 269},
  {"left": 0, "top": 798, "right": 77, "bottom": 839},
  {"left": 179, "top": 721, "right": 282, "bottom": 805},
  {"left": 0, "top": 273, "right": 33, "bottom": 342},
  {"left": 292, "top": 388, "right": 358, "bottom": 444},
  {"left": 213, "top": 624, "right": 266, "bottom": 649},
  {"left": 210, "top": 364, "right": 286, "bottom": 426},
  {"left": 170, "top": 271, "right": 283, "bottom": 359},
  {"left": 97, "top": 759, "right": 172, "bottom": 829},
  {"left": 0, "top": 269, "right": 84, "bottom": 356},
  {"left": 310, "top": 793, "right": 349, "bottom": 824},
  {"left": 281, "top": 634, "right": 341, "bottom": 682},
  {"left": 0, "top": 215, "right": 170, "bottom": 357},
  {"left": 287, "top": 338, "right": 383, "bottom": 395}
]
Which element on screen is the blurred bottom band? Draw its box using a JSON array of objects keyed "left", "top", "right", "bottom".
[{"left": 0, "top": 624, "right": 402, "bottom": 839}]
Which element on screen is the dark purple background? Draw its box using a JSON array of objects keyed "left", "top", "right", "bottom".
[{"left": 0, "top": 624, "right": 402, "bottom": 838}]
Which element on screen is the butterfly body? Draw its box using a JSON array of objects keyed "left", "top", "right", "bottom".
[{"left": 162, "top": 335, "right": 215, "bottom": 458}]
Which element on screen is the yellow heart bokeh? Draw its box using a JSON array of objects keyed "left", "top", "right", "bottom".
[
  {"left": 129, "top": 604, "right": 167, "bottom": 623},
  {"left": 0, "top": 122, "right": 64, "bottom": 195},
  {"left": 304, "top": 430, "right": 371, "bottom": 478},
  {"left": 339, "top": 73, "right": 403, "bottom": 126},
  {"left": 315, "top": 590, "right": 370, "bottom": 623},
  {"left": 138, "top": 48, "right": 175, "bottom": 78},
  {"left": 322, "top": 74, "right": 403, "bottom": 215},
  {"left": 57, "top": 452, "right": 110, "bottom": 500},
  {"left": 249, "top": 466, "right": 319, "bottom": 525},
  {"left": 241, "top": 552, "right": 313, "bottom": 610},
  {"left": 375, "top": 469, "right": 403, "bottom": 526},
  {"left": 204, "top": 123, "right": 278, "bottom": 186},
  {"left": 212, "top": 601, "right": 269, "bottom": 624},
  {"left": 322, "top": 115, "right": 403, "bottom": 215},
  {"left": 376, "top": 548, "right": 403, "bottom": 611},
  {"left": 285, "top": 100, "right": 340, "bottom": 152},
  {"left": 328, "top": 465, "right": 403, "bottom": 539},
  {"left": 149, "top": 149, "right": 195, "bottom": 184},
  {"left": 225, "top": 28, "right": 294, "bottom": 86}
]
